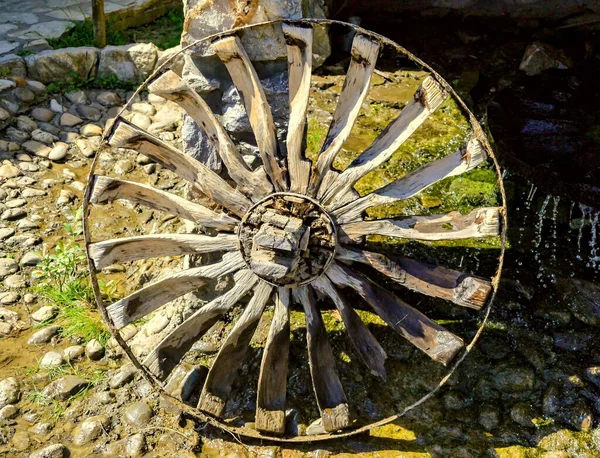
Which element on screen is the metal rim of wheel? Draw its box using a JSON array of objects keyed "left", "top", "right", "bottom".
[{"left": 83, "top": 18, "right": 507, "bottom": 443}]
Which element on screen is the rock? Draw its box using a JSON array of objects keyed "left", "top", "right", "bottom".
[
  {"left": 130, "top": 112, "right": 151, "bottom": 129},
  {"left": 125, "top": 433, "right": 146, "bottom": 456},
  {"left": 16, "top": 115, "right": 38, "bottom": 132},
  {"left": 109, "top": 364, "right": 138, "bottom": 389},
  {"left": 63, "top": 345, "right": 85, "bottom": 361},
  {"left": 0, "top": 258, "right": 18, "bottom": 278},
  {"left": 5, "top": 127, "right": 30, "bottom": 143},
  {"left": 0, "top": 322, "right": 12, "bottom": 335},
  {"left": 519, "top": 42, "right": 572, "bottom": 76},
  {"left": 5, "top": 198, "right": 25, "bottom": 208},
  {"left": 123, "top": 402, "right": 153, "bottom": 427},
  {"left": 510, "top": 402, "right": 535, "bottom": 427},
  {"left": 306, "top": 418, "right": 326, "bottom": 436},
  {"left": 14, "top": 87, "right": 35, "bottom": 103},
  {"left": 21, "top": 188, "right": 46, "bottom": 198},
  {"left": 492, "top": 366, "right": 535, "bottom": 393},
  {"left": 31, "top": 107, "right": 55, "bottom": 122},
  {"left": 113, "top": 159, "right": 134, "bottom": 175},
  {"left": 72, "top": 415, "right": 109, "bottom": 445},
  {"left": 60, "top": 113, "right": 83, "bottom": 127},
  {"left": 0, "top": 292, "right": 19, "bottom": 304},
  {"left": 157, "top": 45, "right": 184, "bottom": 76},
  {"left": 554, "top": 332, "right": 592, "bottom": 351},
  {"left": 96, "top": 91, "right": 121, "bottom": 107},
  {"left": 42, "top": 376, "right": 88, "bottom": 401},
  {"left": 0, "top": 404, "right": 18, "bottom": 420},
  {"left": 0, "top": 54, "right": 26, "bottom": 77},
  {"left": 0, "top": 377, "right": 20, "bottom": 409},
  {"left": 85, "top": 338, "right": 105, "bottom": 360},
  {"left": 0, "top": 307, "right": 19, "bottom": 323},
  {"left": 19, "top": 162, "right": 40, "bottom": 172},
  {"left": 132, "top": 102, "right": 156, "bottom": 117},
  {"left": 23, "top": 140, "right": 50, "bottom": 157},
  {"left": 29, "top": 443, "right": 69, "bottom": 458},
  {"left": 25, "top": 48, "right": 99, "bottom": 84},
  {"left": 1, "top": 208, "right": 26, "bottom": 220},
  {"left": 50, "top": 99, "right": 64, "bottom": 113},
  {"left": 98, "top": 43, "right": 159, "bottom": 81},
  {"left": 0, "top": 79, "right": 16, "bottom": 92},
  {"left": 4, "top": 274, "right": 26, "bottom": 288},
  {"left": 48, "top": 142, "right": 68, "bottom": 162},
  {"left": 0, "top": 107, "right": 9, "bottom": 122},
  {"left": 65, "top": 90, "right": 87, "bottom": 104},
  {"left": 80, "top": 124, "right": 103, "bottom": 137},
  {"left": 40, "top": 351, "right": 64, "bottom": 369},
  {"left": 76, "top": 104, "right": 102, "bottom": 121},
  {"left": 12, "top": 430, "right": 30, "bottom": 451},
  {"left": 144, "top": 313, "right": 169, "bottom": 335},
  {"left": 31, "top": 129, "right": 57, "bottom": 145},
  {"left": 31, "top": 305, "right": 58, "bottom": 323},
  {"left": 24, "top": 293, "right": 35, "bottom": 304},
  {"left": 0, "top": 162, "right": 21, "bottom": 178},
  {"left": 560, "top": 279, "right": 600, "bottom": 326},
  {"left": 27, "top": 325, "right": 61, "bottom": 345},
  {"left": 56, "top": 189, "right": 74, "bottom": 206},
  {"left": 164, "top": 364, "right": 206, "bottom": 402},
  {"left": 74, "top": 137, "right": 97, "bottom": 157},
  {"left": 30, "top": 422, "right": 53, "bottom": 435},
  {"left": 27, "top": 81, "right": 46, "bottom": 93}
]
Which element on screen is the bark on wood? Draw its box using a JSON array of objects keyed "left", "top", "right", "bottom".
[
  {"left": 332, "top": 139, "right": 487, "bottom": 223},
  {"left": 312, "top": 276, "right": 387, "bottom": 378},
  {"left": 211, "top": 36, "right": 287, "bottom": 192},
  {"left": 293, "top": 286, "right": 351, "bottom": 432},
  {"left": 319, "top": 76, "right": 447, "bottom": 205},
  {"left": 106, "top": 252, "right": 245, "bottom": 329},
  {"left": 336, "top": 247, "right": 492, "bottom": 310},
  {"left": 309, "top": 34, "right": 380, "bottom": 196},
  {"left": 108, "top": 119, "right": 251, "bottom": 217},
  {"left": 326, "top": 262, "right": 465, "bottom": 365},
  {"left": 256, "top": 288, "right": 291, "bottom": 434},
  {"left": 198, "top": 281, "right": 273, "bottom": 417},
  {"left": 283, "top": 23, "right": 313, "bottom": 195},
  {"left": 148, "top": 70, "right": 273, "bottom": 201},
  {"left": 143, "top": 270, "right": 258, "bottom": 380},
  {"left": 89, "top": 233, "right": 238, "bottom": 270},
  {"left": 338, "top": 207, "right": 501, "bottom": 243},
  {"left": 89, "top": 176, "right": 239, "bottom": 231}
]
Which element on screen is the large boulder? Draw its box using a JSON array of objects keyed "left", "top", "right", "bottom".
[
  {"left": 97, "top": 43, "right": 159, "bottom": 82},
  {"left": 25, "top": 48, "right": 99, "bottom": 84}
]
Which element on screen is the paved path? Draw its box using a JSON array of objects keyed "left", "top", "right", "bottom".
[{"left": 0, "top": 0, "right": 152, "bottom": 56}]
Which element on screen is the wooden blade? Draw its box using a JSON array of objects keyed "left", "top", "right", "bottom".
[
  {"left": 332, "top": 139, "right": 487, "bottom": 223},
  {"left": 148, "top": 70, "right": 273, "bottom": 200},
  {"left": 319, "top": 76, "right": 448, "bottom": 205},
  {"left": 211, "top": 36, "right": 287, "bottom": 192},
  {"left": 312, "top": 276, "right": 387, "bottom": 379},
  {"left": 106, "top": 252, "right": 245, "bottom": 329},
  {"left": 89, "top": 176, "right": 239, "bottom": 231},
  {"left": 336, "top": 247, "right": 492, "bottom": 310},
  {"left": 339, "top": 207, "right": 501, "bottom": 243},
  {"left": 283, "top": 23, "right": 313, "bottom": 195},
  {"left": 326, "top": 262, "right": 465, "bottom": 365},
  {"left": 198, "top": 280, "right": 273, "bottom": 417},
  {"left": 108, "top": 119, "right": 252, "bottom": 217},
  {"left": 89, "top": 233, "right": 238, "bottom": 270},
  {"left": 308, "top": 34, "right": 380, "bottom": 196},
  {"left": 143, "top": 270, "right": 258, "bottom": 380},
  {"left": 256, "top": 287, "right": 291, "bottom": 435},
  {"left": 293, "top": 286, "right": 351, "bottom": 432}
]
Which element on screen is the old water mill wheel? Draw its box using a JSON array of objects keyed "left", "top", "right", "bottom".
[{"left": 83, "top": 19, "right": 507, "bottom": 442}]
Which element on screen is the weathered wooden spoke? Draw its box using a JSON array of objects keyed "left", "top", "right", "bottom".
[
  {"left": 106, "top": 252, "right": 245, "bottom": 329},
  {"left": 108, "top": 118, "right": 251, "bottom": 216},
  {"left": 256, "top": 288, "right": 291, "bottom": 434},
  {"left": 89, "top": 176, "right": 238, "bottom": 231},
  {"left": 89, "top": 233, "right": 238, "bottom": 270},
  {"left": 327, "top": 262, "right": 465, "bottom": 365},
  {"left": 294, "top": 286, "right": 351, "bottom": 432},
  {"left": 332, "top": 138, "right": 488, "bottom": 223},
  {"left": 211, "top": 35, "right": 287, "bottom": 192},
  {"left": 308, "top": 34, "right": 380, "bottom": 196},
  {"left": 283, "top": 23, "right": 313, "bottom": 195},
  {"left": 338, "top": 207, "right": 501, "bottom": 243},
  {"left": 198, "top": 281, "right": 273, "bottom": 417},
  {"left": 336, "top": 247, "right": 492, "bottom": 310},
  {"left": 143, "top": 270, "right": 258, "bottom": 380},
  {"left": 148, "top": 70, "right": 273, "bottom": 200},
  {"left": 319, "top": 76, "right": 448, "bottom": 205}
]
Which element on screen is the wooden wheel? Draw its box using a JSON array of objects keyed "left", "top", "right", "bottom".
[{"left": 83, "top": 19, "right": 506, "bottom": 442}]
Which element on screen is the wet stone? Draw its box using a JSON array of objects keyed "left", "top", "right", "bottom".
[
  {"left": 0, "top": 404, "right": 18, "bottom": 420},
  {"left": 27, "top": 325, "right": 61, "bottom": 345},
  {"left": 0, "top": 322, "right": 12, "bottom": 335},
  {"left": 72, "top": 415, "right": 109, "bottom": 445},
  {"left": 86, "top": 338, "right": 104, "bottom": 360},
  {"left": 63, "top": 345, "right": 85, "bottom": 361},
  {"left": 0, "top": 377, "right": 20, "bottom": 409},
  {"left": 492, "top": 366, "right": 535, "bottom": 393},
  {"left": 1, "top": 208, "right": 26, "bottom": 220},
  {"left": 109, "top": 364, "right": 137, "bottom": 389},
  {"left": 29, "top": 443, "right": 69, "bottom": 458},
  {"left": 123, "top": 402, "right": 153, "bottom": 427},
  {"left": 42, "top": 376, "right": 88, "bottom": 401},
  {"left": 21, "top": 188, "right": 46, "bottom": 198},
  {"left": 31, "top": 305, "right": 58, "bottom": 323},
  {"left": 0, "top": 258, "right": 18, "bottom": 278},
  {"left": 31, "top": 107, "right": 55, "bottom": 122}
]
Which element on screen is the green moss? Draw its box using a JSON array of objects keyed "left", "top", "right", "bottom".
[
  {"left": 306, "top": 116, "right": 328, "bottom": 162},
  {"left": 493, "top": 446, "right": 535, "bottom": 458}
]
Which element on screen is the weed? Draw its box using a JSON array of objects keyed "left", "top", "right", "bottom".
[{"left": 16, "top": 50, "right": 32, "bottom": 57}]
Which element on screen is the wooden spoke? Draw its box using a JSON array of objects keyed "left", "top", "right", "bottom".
[
  {"left": 198, "top": 281, "right": 273, "bottom": 417},
  {"left": 308, "top": 34, "right": 380, "bottom": 196},
  {"left": 143, "top": 270, "right": 258, "bottom": 380},
  {"left": 256, "top": 288, "right": 291, "bottom": 435},
  {"left": 106, "top": 252, "right": 245, "bottom": 329},
  {"left": 148, "top": 70, "right": 273, "bottom": 200},
  {"left": 89, "top": 233, "right": 238, "bottom": 270},
  {"left": 312, "top": 276, "right": 387, "bottom": 379},
  {"left": 89, "top": 176, "right": 238, "bottom": 231},
  {"left": 339, "top": 207, "right": 501, "bottom": 243},
  {"left": 283, "top": 23, "right": 313, "bottom": 195},
  {"left": 211, "top": 36, "right": 287, "bottom": 192},
  {"left": 336, "top": 247, "right": 492, "bottom": 310},
  {"left": 293, "top": 286, "right": 351, "bottom": 432},
  {"left": 108, "top": 119, "right": 252, "bottom": 216},
  {"left": 326, "top": 262, "right": 465, "bottom": 365},
  {"left": 332, "top": 138, "right": 487, "bottom": 223},
  {"left": 319, "top": 76, "right": 448, "bottom": 205}
]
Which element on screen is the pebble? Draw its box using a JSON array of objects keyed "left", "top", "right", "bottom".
[
  {"left": 48, "top": 142, "right": 68, "bottom": 161},
  {"left": 63, "top": 345, "right": 85, "bottom": 361},
  {"left": 50, "top": 99, "right": 65, "bottom": 113},
  {"left": 21, "top": 188, "right": 46, "bottom": 198},
  {"left": 27, "top": 325, "right": 61, "bottom": 345},
  {"left": 0, "top": 163, "right": 21, "bottom": 178},
  {"left": 16, "top": 116, "right": 37, "bottom": 133},
  {"left": 22, "top": 140, "right": 50, "bottom": 157},
  {"left": 60, "top": 113, "right": 83, "bottom": 127},
  {"left": 1, "top": 208, "right": 26, "bottom": 220},
  {"left": 0, "top": 292, "right": 19, "bottom": 304},
  {"left": 0, "top": 107, "right": 9, "bottom": 121},
  {"left": 4, "top": 274, "right": 26, "bottom": 288},
  {"left": 5, "top": 127, "right": 30, "bottom": 143},
  {"left": 130, "top": 112, "right": 151, "bottom": 129},
  {"left": 92, "top": 390, "right": 115, "bottom": 405},
  {"left": 42, "top": 376, "right": 88, "bottom": 401},
  {"left": 24, "top": 293, "right": 35, "bottom": 304},
  {"left": 19, "top": 162, "right": 39, "bottom": 172},
  {"left": 30, "top": 422, "right": 53, "bottom": 435},
  {"left": 14, "top": 87, "right": 35, "bottom": 103},
  {"left": 6, "top": 198, "right": 26, "bottom": 208},
  {"left": 31, "top": 107, "right": 55, "bottom": 122},
  {"left": 0, "top": 258, "right": 18, "bottom": 278},
  {"left": 125, "top": 433, "right": 146, "bottom": 456},
  {"left": 123, "top": 402, "right": 153, "bottom": 427},
  {"left": 0, "top": 322, "right": 12, "bottom": 335},
  {"left": 27, "top": 81, "right": 46, "bottom": 93},
  {"left": 96, "top": 91, "right": 121, "bottom": 106},
  {"left": 16, "top": 153, "right": 32, "bottom": 162},
  {"left": 20, "top": 251, "right": 42, "bottom": 265},
  {"left": 0, "top": 228, "right": 15, "bottom": 240},
  {"left": 109, "top": 364, "right": 138, "bottom": 389},
  {"left": 40, "top": 351, "right": 64, "bottom": 369},
  {"left": 0, "top": 307, "right": 19, "bottom": 324},
  {"left": 31, "top": 129, "right": 56, "bottom": 145},
  {"left": 29, "top": 443, "right": 69, "bottom": 458},
  {"left": 39, "top": 122, "right": 60, "bottom": 135},
  {"left": 76, "top": 105, "right": 102, "bottom": 121},
  {"left": 86, "top": 338, "right": 105, "bottom": 360},
  {"left": 114, "top": 159, "right": 134, "bottom": 175},
  {"left": 31, "top": 305, "right": 58, "bottom": 323},
  {"left": 56, "top": 189, "right": 74, "bottom": 206},
  {"left": 0, "top": 79, "right": 16, "bottom": 91},
  {"left": 0, "top": 377, "right": 20, "bottom": 409},
  {"left": 65, "top": 90, "right": 87, "bottom": 104},
  {"left": 80, "top": 123, "right": 103, "bottom": 137},
  {"left": 0, "top": 404, "right": 18, "bottom": 420},
  {"left": 73, "top": 415, "right": 109, "bottom": 445}
]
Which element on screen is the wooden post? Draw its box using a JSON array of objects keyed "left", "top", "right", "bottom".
[{"left": 92, "top": 0, "right": 106, "bottom": 48}]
